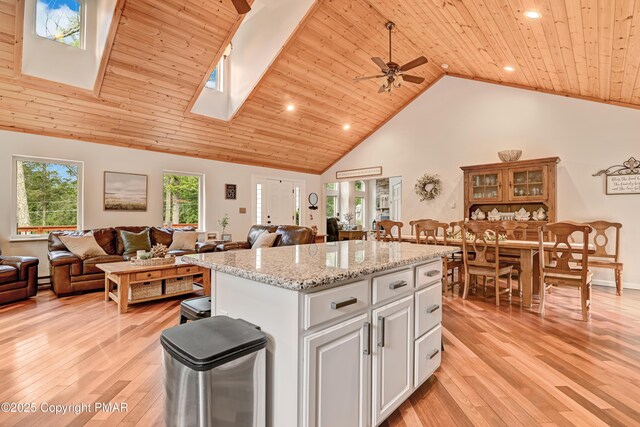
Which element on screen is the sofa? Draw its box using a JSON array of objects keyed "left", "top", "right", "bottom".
[
  {"left": 216, "top": 225, "right": 316, "bottom": 251},
  {"left": 0, "top": 249, "right": 39, "bottom": 305},
  {"left": 48, "top": 226, "right": 217, "bottom": 296}
]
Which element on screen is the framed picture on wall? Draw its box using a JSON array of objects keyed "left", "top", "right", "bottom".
[
  {"left": 225, "top": 184, "right": 237, "bottom": 200},
  {"left": 104, "top": 171, "right": 148, "bottom": 211}
]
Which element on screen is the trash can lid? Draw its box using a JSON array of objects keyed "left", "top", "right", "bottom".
[{"left": 160, "top": 316, "right": 267, "bottom": 371}]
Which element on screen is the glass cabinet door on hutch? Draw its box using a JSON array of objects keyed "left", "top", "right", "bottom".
[
  {"left": 469, "top": 172, "right": 502, "bottom": 202},
  {"left": 508, "top": 166, "right": 547, "bottom": 201}
]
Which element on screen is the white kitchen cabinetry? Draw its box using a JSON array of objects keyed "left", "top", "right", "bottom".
[{"left": 372, "top": 295, "right": 414, "bottom": 425}]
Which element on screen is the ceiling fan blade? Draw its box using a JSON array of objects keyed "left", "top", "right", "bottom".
[
  {"left": 371, "top": 57, "right": 390, "bottom": 72},
  {"left": 353, "top": 75, "right": 385, "bottom": 82},
  {"left": 231, "top": 0, "right": 251, "bottom": 14},
  {"left": 401, "top": 74, "right": 425, "bottom": 84},
  {"left": 399, "top": 56, "right": 428, "bottom": 72}
]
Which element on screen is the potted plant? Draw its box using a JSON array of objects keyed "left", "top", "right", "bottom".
[
  {"left": 219, "top": 213, "right": 231, "bottom": 241},
  {"left": 343, "top": 212, "right": 355, "bottom": 230}
]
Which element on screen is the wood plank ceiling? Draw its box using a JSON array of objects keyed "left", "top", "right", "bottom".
[{"left": 1, "top": 0, "right": 640, "bottom": 174}]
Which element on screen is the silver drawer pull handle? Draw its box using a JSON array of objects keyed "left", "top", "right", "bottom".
[
  {"left": 427, "top": 304, "right": 440, "bottom": 314},
  {"left": 378, "top": 316, "right": 385, "bottom": 347},
  {"left": 389, "top": 280, "right": 408, "bottom": 290},
  {"left": 331, "top": 297, "right": 357, "bottom": 309},
  {"left": 425, "top": 270, "right": 440, "bottom": 277},
  {"left": 363, "top": 322, "right": 370, "bottom": 355},
  {"left": 428, "top": 349, "right": 440, "bottom": 360}
]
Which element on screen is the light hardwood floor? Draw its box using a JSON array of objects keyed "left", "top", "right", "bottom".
[{"left": 0, "top": 285, "right": 638, "bottom": 426}]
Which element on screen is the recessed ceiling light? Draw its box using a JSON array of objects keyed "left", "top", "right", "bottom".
[
  {"left": 441, "top": 63, "right": 449, "bottom": 69},
  {"left": 343, "top": 124, "right": 351, "bottom": 131},
  {"left": 503, "top": 65, "right": 515, "bottom": 72},
  {"left": 286, "top": 104, "right": 295, "bottom": 111},
  {"left": 524, "top": 10, "right": 542, "bottom": 19}
]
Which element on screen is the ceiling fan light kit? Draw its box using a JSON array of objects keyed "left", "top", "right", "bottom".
[{"left": 353, "top": 21, "right": 429, "bottom": 93}]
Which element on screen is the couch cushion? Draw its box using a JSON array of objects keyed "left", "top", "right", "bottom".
[
  {"left": 49, "top": 228, "right": 116, "bottom": 254},
  {"left": 115, "top": 226, "right": 149, "bottom": 254},
  {"left": 119, "top": 228, "right": 151, "bottom": 255},
  {"left": 82, "top": 255, "right": 126, "bottom": 275},
  {"left": 276, "top": 226, "right": 313, "bottom": 246},
  {"left": 247, "top": 225, "right": 279, "bottom": 246},
  {"left": 151, "top": 227, "right": 174, "bottom": 247},
  {"left": 252, "top": 231, "right": 278, "bottom": 249},
  {"left": 169, "top": 231, "right": 199, "bottom": 251},
  {"left": 59, "top": 234, "right": 108, "bottom": 260},
  {"left": 0, "top": 265, "right": 18, "bottom": 285}
]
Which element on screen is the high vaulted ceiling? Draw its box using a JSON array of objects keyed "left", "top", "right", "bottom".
[{"left": 1, "top": 0, "right": 640, "bottom": 174}]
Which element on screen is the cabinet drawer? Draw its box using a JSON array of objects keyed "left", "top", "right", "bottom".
[
  {"left": 414, "top": 325, "right": 442, "bottom": 388},
  {"left": 176, "top": 265, "right": 199, "bottom": 276},
  {"left": 372, "top": 269, "right": 413, "bottom": 304},
  {"left": 415, "top": 282, "right": 442, "bottom": 338},
  {"left": 415, "top": 260, "right": 442, "bottom": 288},
  {"left": 134, "top": 270, "right": 162, "bottom": 281},
  {"left": 304, "top": 280, "right": 369, "bottom": 330}
]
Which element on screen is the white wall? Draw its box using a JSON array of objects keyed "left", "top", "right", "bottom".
[
  {"left": 0, "top": 130, "right": 321, "bottom": 276},
  {"left": 323, "top": 76, "right": 640, "bottom": 289}
]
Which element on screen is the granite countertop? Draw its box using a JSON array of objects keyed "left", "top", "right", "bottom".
[{"left": 182, "top": 241, "right": 459, "bottom": 291}]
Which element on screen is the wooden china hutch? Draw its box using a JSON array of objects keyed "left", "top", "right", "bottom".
[{"left": 461, "top": 157, "right": 559, "bottom": 236}]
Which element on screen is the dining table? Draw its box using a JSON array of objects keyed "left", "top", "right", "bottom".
[{"left": 400, "top": 234, "right": 594, "bottom": 309}]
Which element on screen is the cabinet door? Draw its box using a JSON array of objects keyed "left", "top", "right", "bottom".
[
  {"left": 468, "top": 171, "right": 503, "bottom": 203},
  {"left": 508, "top": 166, "right": 548, "bottom": 201},
  {"left": 303, "top": 313, "right": 370, "bottom": 427},
  {"left": 372, "top": 295, "right": 414, "bottom": 426}
]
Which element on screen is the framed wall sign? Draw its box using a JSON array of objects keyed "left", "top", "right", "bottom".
[
  {"left": 336, "top": 166, "right": 383, "bottom": 180},
  {"left": 593, "top": 157, "right": 640, "bottom": 195},
  {"left": 225, "top": 184, "right": 237, "bottom": 200}
]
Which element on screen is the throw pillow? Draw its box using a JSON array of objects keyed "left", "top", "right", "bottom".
[
  {"left": 169, "top": 231, "right": 199, "bottom": 251},
  {"left": 59, "top": 233, "right": 108, "bottom": 260},
  {"left": 252, "top": 231, "right": 278, "bottom": 249},
  {"left": 120, "top": 228, "right": 151, "bottom": 256}
]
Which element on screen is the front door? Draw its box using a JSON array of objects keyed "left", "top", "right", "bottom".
[{"left": 266, "top": 179, "right": 295, "bottom": 225}]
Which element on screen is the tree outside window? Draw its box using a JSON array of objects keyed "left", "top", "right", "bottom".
[
  {"left": 15, "top": 158, "right": 80, "bottom": 236},
  {"left": 354, "top": 196, "right": 364, "bottom": 226},
  {"left": 163, "top": 173, "right": 202, "bottom": 229},
  {"left": 355, "top": 180, "right": 365, "bottom": 191},
  {"left": 35, "top": 0, "right": 83, "bottom": 48},
  {"left": 326, "top": 195, "right": 338, "bottom": 218}
]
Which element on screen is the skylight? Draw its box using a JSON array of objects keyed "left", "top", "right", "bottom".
[
  {"left": 35, "top": 0, "right": 83, "bottom": 48},
  {"left": 205, "top": 61, "right": 223, "bottom": 92}
]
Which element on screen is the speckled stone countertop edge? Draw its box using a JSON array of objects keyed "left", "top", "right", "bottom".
[{"left": 182, "top": 246, "right": 459, "bottom": 291}]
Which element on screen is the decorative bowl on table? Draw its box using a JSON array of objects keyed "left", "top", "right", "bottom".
[{"left": 498, "top": 150, "right": 522, "bottom": 162}]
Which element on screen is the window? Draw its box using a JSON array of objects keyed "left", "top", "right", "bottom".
[
  {"left": 14, "top": 156, "right": 82, "bottom": 237},
  {"left": 256, "top": 183, "right": 263, "bottom": 224},
  {"left": 354, "top": 196, "right": 364, "bottom": 226},
  {"left": 325, "top": 182, "right": 339, "bottom": 219},
  {"left": 354, "top": 180, "right": 365, "bottom": 191},
  {"left": 35, "top": 0, "right": 83, "bottom": 48},
  {"left": 163, "top": 172, "right": 204, "bottom": 230},
  {"left": 295, "top": 186, "right": 301, "bottom": 225},
  {"left": 205, "top": 60, "right": 223, "bottom": 91}
]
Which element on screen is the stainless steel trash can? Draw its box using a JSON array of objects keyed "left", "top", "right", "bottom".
[{"left": 161, "top": 315, "right": 267, "bottom": 427}]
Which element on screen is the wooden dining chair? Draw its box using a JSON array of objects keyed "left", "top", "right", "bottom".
[
  {"left": 411, "top": 219, "right": 464, "bottom": 294},
  {"left": 497, "top": 220, "right": 527, "bottom": 297},
  {"left": 587, "top": 221, "right": 623, "bottom": 295},
  {"left": 376, "top": 220, "right": 403, "bottom": 242},
  {"left": 538, "top": 222, "right": 593, "bottom": 321},
  {"left": 462, "top": 222, "right": 513, "bottom": 306}
]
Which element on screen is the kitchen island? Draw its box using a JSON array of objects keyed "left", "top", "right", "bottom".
[{"left": 184, "top": 240, "right": 458, "bottom": 427}]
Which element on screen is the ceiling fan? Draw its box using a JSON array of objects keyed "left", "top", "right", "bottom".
[
  {"left": 353, "top": 22, "right": 428, "bottom": 93},
  {"left": 231, "top": 0, "right": 251, "bottom": 14}
]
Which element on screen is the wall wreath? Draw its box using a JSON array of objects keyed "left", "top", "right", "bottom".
[{"left": 415, "top": 173, "right": 442, "bottom": 201}]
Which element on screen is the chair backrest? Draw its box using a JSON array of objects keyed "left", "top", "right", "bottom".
[
  {"left": 497, "top": 220, "right": 528, "bottom": 240},
  {"left": 409, "top": 219, "right": 448, "bottom": 245},
  {"left": 588, "top": 220, "right": 621, "bottom": 261},
  {"left": 462, "top": 222, "right": 501, "bottom": 270},
  {"left": 449, "top": 221, "right": 465, "bottom": 240},
  {"left": 539, "top": 222, "right": 592, "bottom": 283},
  {"left": 376, "top": 220, "right": 403, "bottom": 242}
]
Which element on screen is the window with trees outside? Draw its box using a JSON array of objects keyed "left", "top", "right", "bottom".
[
  {"left": 163, "top": 173, "right": 203, "bottom": 230},
  {"left": 325, "top": 182, "right": 339, "bottom": 219},
  {"left": 14, "top": 156, "right": 82, "bottom": 237},
  {"left": 35, "top": 0, "right": 83, "bottom": 48},
  {"left": 354, "top": 196, "right": 364, "bottom": 226}
]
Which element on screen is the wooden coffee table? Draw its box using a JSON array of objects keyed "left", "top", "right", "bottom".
[{"left": 98, "top": 261, "right": 210, "bottom": 314}]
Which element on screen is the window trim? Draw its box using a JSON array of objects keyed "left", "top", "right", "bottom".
[
  {"left": 11, "top": 155, "right": 84, "bottom": 241},
  {"left": 162, "top": 170, "right": 205, "bottom": 232},
  {"left": 34, "top": 0, "right": 86, "bottom": 49},
  {"left": 324, "top": 182, "right": 340, "bottom": 219}
]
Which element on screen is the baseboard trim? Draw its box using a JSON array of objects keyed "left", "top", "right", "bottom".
[{"left": 592, "top": 279, "right": 640, "bottom": 291}]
